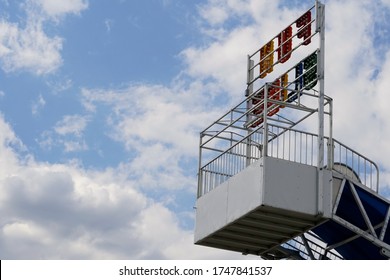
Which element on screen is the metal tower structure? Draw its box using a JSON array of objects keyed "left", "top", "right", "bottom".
[{"left": 194, "top": 1, "right": 390, "bottom": 259}]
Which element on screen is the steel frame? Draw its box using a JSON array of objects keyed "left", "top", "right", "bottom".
[
  {"left": 261, "top": 231, "right": 343, "bottom": 260},
  {"left": 329, "top": 179, "right": 390, "bottom": 257},
  {"left": 195, "top": 0, "right": 389, "bottom": 260}
]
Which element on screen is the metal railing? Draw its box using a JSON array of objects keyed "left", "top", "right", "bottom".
[
  {"left": 267, "top": 124, "right": 319, "bottom": 166},
  {"left": 332, "top": 138, "right": 379, "bottom": 192},
  {"left": 198, "top": 131, "right": 262, "bottom": 197},
  {"left": 198, "top": 125, "right": 379, "bottom": 197}
]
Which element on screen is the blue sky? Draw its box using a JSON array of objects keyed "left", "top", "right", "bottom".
[{"left": 1, "top": 0, "right": 390, "bottom": 259}]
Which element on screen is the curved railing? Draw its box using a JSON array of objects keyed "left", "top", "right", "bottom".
[{"left": 331, "top": 138, "right": 379, "bottom": 192}]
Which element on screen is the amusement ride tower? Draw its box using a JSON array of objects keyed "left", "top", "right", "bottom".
[{"left": 194, "top": 1, "right": 390, "bottom": 260}]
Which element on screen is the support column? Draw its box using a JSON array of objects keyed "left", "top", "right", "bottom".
[{"left": 316, "top": 0, "right": 325, "bottom": 215}]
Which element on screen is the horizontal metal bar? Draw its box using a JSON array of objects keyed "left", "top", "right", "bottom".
[
  {"left": 332, "top": 215, "right": 390, "bottom": 252},
  {"left": 326, "top": 222, "right": 384, "bottom": 251}
]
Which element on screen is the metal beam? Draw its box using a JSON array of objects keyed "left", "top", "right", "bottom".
[
  {"left": 332, "top": 178, "right": 346, "bottom": 213},
  {"left": 379, "top": 206, "right": 390, "bottom": 241},
  {"left": 349, "top": 182, "right": 378, "bottom": 238},
  {"left": 332, "top": 215, "right": 390, "bottom": 252},
  {"left": 381, "top": 248, "right": 390, "bottom": 258},
  {"left": 326, "top": 222, "right": 384, "bottom": 251},
  {"left": 316, "top": 0, "right": 325, "bottom": 216},
  {"left": 301, "top": 234, "right": 316, "bottom": 260}
]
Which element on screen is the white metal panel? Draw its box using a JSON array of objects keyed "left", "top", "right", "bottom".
[
  {"left": 262, "top": 157, "right": 331, "bottom": 216},
  {"left": 226, "top": 159, "right": 264, "bottom": 224},
  {"left": 263, "top": 157, "right": 317, "bottom": 215},
  {"left": 194, "top": 179, "right": 229, "bottom": 242},
  {"left": 194, "top": 159, "right": 264, "bottom": 243},
  {"left": 195, "top": 157, "right": 333, "bottom": 244}
]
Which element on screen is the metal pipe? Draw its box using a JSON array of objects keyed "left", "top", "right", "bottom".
[{"left": 316, "top": 0, "right": 325, "bottom": 215}]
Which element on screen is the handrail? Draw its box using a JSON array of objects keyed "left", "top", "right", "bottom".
[
  {"left": 332, "top": 138, "right": 379, "bottom": 192},
  {"left": 198, "top": 124, "right": 379, "bottom": 197}
]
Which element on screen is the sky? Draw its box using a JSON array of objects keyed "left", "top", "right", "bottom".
[{"left": 0, "top": 0, "right": 390, "bottom": 259}]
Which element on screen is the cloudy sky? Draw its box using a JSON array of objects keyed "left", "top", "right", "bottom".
[{"left": 1, "top": 0, "right": 390, "bottom": 259}]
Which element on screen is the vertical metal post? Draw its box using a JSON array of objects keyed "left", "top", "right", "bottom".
[
  {"left": 197, "top": 134, "right": 203, "bottom": 198},
  {"left": 263, "top": 83, "right": 269, "bottom": 157},
  {"left": 246, "top": 57, "right": 254, "bottom": 167},
  {"left": 316, "top": 0, "right": 325, "bottom": 215},
  {"left": 328, "top": 98, "right": 333, "bottom": 169}
]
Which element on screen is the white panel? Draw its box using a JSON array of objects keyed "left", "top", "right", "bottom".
[
  {"left": 194, "top": 180, "right": 228, "bottom": 242},
  {"left": 263, "top": 157, "right": 318, "bottom": 215},
  {"left": 227, "top": 159, "right": 264, "bottom": 224},
  {"left": 195, "top": 157, "right": 333, "bottom": 244}
]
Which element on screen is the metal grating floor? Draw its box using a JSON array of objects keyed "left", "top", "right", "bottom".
[{"left": 196, "top": 205, "right": 326, "bottom": 257}]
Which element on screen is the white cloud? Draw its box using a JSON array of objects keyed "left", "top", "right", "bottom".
[
  {"left": 81, "top": 84, "right": 216, "bottom": 149},
  {"left": 0, "top": 0, "right": 88, "bottom": 75},
  {"left": 199, "top": 3, "right": 229, "bottom": 26},
  {"left": 39, "top": 132, "right": 88, "bottom": 153},
  {"left": 32, "top": 0, "right": 88, "bottom": 19},
  {"left": 320, "top": 1, "right": 390, "bottom": 191},
  {"left": 0, "top": 114, "right": 27, "bottom": 179},
  {"left": 183, "top": 0, "right": 303, "bottom": 102},
  {"left": 0, "top": 19, "right": 63, "bottom": 75},
  {"left": 381, "top": 0, "right": 390, "bottom": 7},
  {"left": 54, "top": 114, "right": 89, "bottom": 137},
  {"left": 104, "top": 19, "right": 114, "bottom": 33},
  {"left": 46, "top": 78, "right": 73, "bottom": 93},
  {"left": 37, "top": 114, "right": 90, "bottom": 152},
  {"left": 62, "top": 140, "right": 88, "bottom": 152},
  {"left": 0, "top": 114, "right": 248, "bottom": 259},
  {"left": 31, "top": 94, "right": 46, "bottom": 115},
  {"left": 80, "top": 81, "right": 223, "bottom": 191},
  {"left": 181, "top": 26, "right": 258, "bottom": 100}
]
